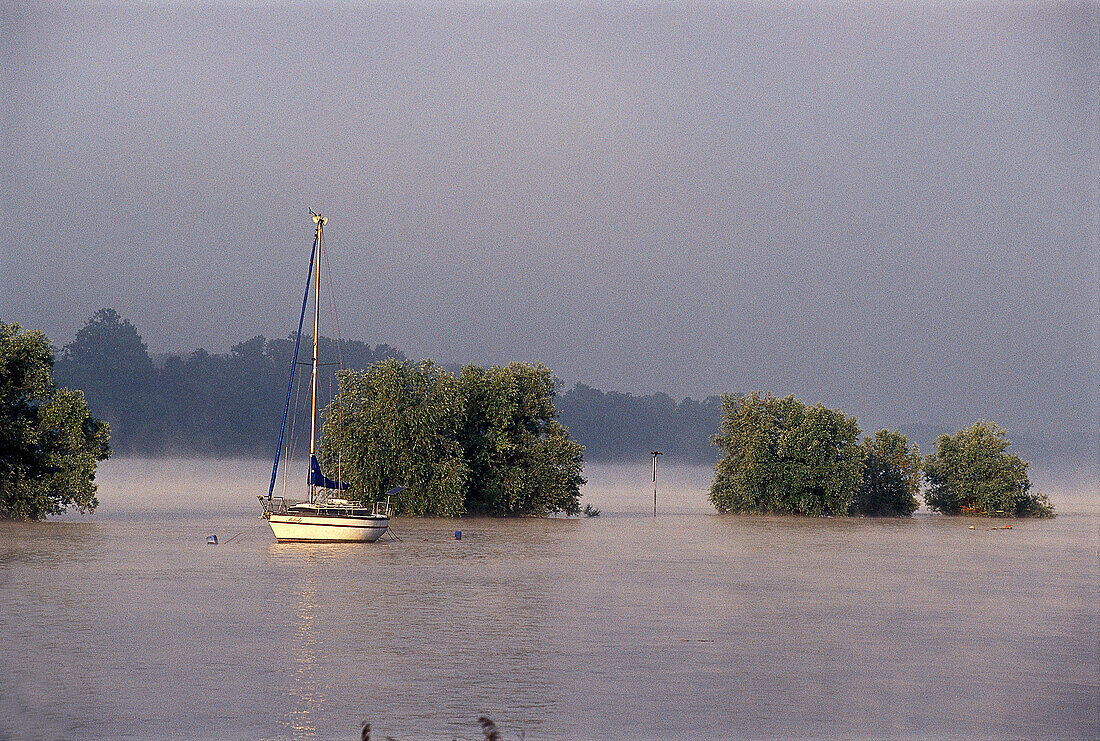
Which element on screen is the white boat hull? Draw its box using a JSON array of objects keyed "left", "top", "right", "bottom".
[{"left": 267, "top": 512, "right": 390, "bottom": 542}]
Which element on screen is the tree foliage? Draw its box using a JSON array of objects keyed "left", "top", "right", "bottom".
[
  {"left": 54, "top": 309, "right": 157, "bottom": 450},
  {"left": 854, "top": 429, "right": 922, "bottom": 516},
  {"left": 556, "top": 383, "right": 722, "bottom": 464},
  {"left": 321, "top": 360, "right": 584, "bottom": 517},
  {"left": 709, "top": 392, "right": 864, "bottom": 516},
  {"left": 55, "top": 308, "right": 404, "bottom": 454},
  {"left": 321, "top": 360, "right": 469, "bottom": 516},
  {"left": 457, "top": 363, "right": 585, "bottom": 516},
  {"left": 924, "top": 421, "right": 1053, "bottom": 517},
  {"left": 0, "top": 323, "right": 110, "bottom": 520},
  {"left": 50, "top": 308, "right": 729, "bottom": 463}
]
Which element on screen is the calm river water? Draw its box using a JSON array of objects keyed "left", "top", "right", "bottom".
[{"left": 1, "top": 459, "right": 1097, "bottom": 740}]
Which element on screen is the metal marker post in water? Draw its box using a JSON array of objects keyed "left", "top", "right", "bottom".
[{"left": 651, "top": 451, "right": 662, "bottom": 516}]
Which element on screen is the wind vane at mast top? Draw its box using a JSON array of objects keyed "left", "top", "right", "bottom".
[{"left": 309, "top": 208, "right": 327, "bottom": 226}]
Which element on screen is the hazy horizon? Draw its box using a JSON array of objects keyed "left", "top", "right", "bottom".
[{"left": 2, "top": 1, "right": 1096, "bottom": 440}]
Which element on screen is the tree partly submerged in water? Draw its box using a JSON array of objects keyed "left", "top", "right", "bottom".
[
  {"left": 456, "top": 363, "right": 585, "bottom": 516},
  {"left": 321, "top": 359, "right": 584, "bottom": 517},
  {"left": 854, "top": 429, "right": 922, "bottom": 516},
  {"left": 709, "top": 392, "right": 864, "bottom": 516},
  {"left": 0, "top": 323, "right": 110, "bottom": 520},
  {"left": 924, "top": 421, "right": 1053, "bottom": 518},
  {"left": 321, "top": 360, "right": 469, "bottom": 516}
]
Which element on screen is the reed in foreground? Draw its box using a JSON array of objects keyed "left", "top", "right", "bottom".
[{"left": 361, "top": 715, "right": 518, "bottom": 740}]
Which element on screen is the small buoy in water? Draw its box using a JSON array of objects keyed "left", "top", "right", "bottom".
[
  {"left": 968, "top": 525, "right": 975, "bottom": 529},
  {"left": 1005, "top": 524, "right": 1013, "bottom": 529},
  {"left": 206, "top": 535, "right": 218, "bottom": 545},
  {"left": 455, "top": 530, "right": 462, "bottom": 540}
]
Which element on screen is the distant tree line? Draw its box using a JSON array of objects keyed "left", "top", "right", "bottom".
[
  {"left": 556, "top": 384, "right": 722, "bottom": 464},
  {"left": 710, "top": 393, "right": 1054, "bottom": 518},
  {"left": 53, "top": 309, "right": 405, "bottom": 455},
  {"left": 42, "top": 309, "right": 1056, "bottom": 519},
  {"left": 51, "top": 308, "right": 724, "bottom": 462}
]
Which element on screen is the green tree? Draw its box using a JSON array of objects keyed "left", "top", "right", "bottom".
[
  {"left": 709, "top": 392, "right": 864, "bottom": 516},
  {"left": 0, "top": 323, "right": 110, "bottom": 520},
  {"left": 54, "top": 308, "right": 156, "bottom": 451},
  {"left": 457, "top": 363, "right": 585, "bottom": 516},
  {"left": 855, "top": 429, "right": 921, "bottom": 516},
  {"left": 321, "top": 359, "right": 469, "bottom": 516},
  {"left": 924, "top": 421, "right": 1054, "bottom": 517},
  {"left": 321, "top": 359, "right": 585, "bottom": 517}
]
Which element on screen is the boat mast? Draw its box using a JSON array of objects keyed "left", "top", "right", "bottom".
[
  {"left": 265, "top": 217, "right": 317, "bottom": 503},
  {"left": 308, "top": 210, "right": 326, "bottom": 504}
]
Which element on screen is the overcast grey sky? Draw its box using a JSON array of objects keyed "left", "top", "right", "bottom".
[{"left": 1, "top": 1, "right": 1096, "bottom": 438}]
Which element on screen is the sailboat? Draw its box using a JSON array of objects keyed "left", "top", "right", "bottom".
[{"left": 258, "top": 211, "right": 394, "bottom": 542}]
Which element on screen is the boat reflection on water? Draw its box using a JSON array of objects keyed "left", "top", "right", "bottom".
[
  {"left": 264, "top": 542, "right": 365, "bottom": 741},
  {"left": 286, "top": 577, "right": 321, "bottom": 740}
]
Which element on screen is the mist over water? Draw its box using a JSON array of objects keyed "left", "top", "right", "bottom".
[{"left": 2, "top": 459, "right": 1097, "bottom": 739}]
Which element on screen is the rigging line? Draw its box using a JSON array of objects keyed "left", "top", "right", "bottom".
[
  {"left": 321, "top": 227, "right": 346, "bottom": 487},
  {"left": 319, "top": 246, "right": 334, "bottom": 470},
  {"left": 221, "top": 525, "right": 255, "bottom": 544},
  {"left": 267, "top": 229, "right": 317, "bottom": 500},
  {"left": 281, "top": 367, "right": 295, "bottom": 500},
  {"left": 283, "top": 371, "right": 297, "bottom": 499},
  {"left": 284, "top": 355, "right": 305, "bottom": 500},
  {"left": 322, "top": 234, "right": 345, "bottom": 370}
]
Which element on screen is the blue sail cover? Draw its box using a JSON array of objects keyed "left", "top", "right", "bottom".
[{"left": 309, "top": 455, "right": 349, "bottom": 490}]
